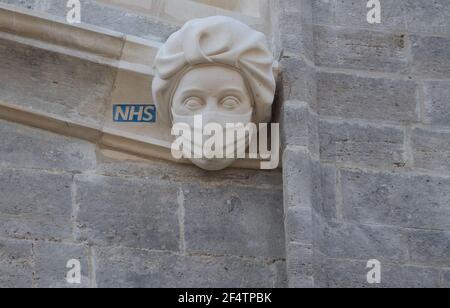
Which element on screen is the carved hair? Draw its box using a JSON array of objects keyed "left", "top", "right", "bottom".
[{"left": 152, "top": 16, "right": 276, "bottom": 124}]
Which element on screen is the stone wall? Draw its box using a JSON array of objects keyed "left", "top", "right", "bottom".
[
  {"left": 0, "top": 119, "right": 286, "bottom": 287},
  {"left": 280, "top": 0, "right": 450, "bottom": 288}
]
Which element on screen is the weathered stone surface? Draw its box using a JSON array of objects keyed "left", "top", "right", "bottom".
[
  {"left": 0, "top": 120, "right": 96, "bottom": 172},
  {"left": 405, "top": 0, "right": 450, "bottom": 35},
  {"left": 312, "top": 162, "right": 338, "bottom": 221},
  {"left": 1, "top": 0, "right": 178, "bottom": 41},
  {"left": 281, "top": 57, "right": 317, "bottom": 108},
  {"left": 423, "top": 81, "right": 450, "bottom": 127},
  {"left": 0, "top": 238, "right": 33, "bottom": 288},
  {"left": 312, "top": 0, "right": 335, "bottom": 25},
  {"left": 75, "top": 174, "right": 180, "bottom": 252},
  {"left": 412, "top": 127, "right": 450, "bottom": 173},
  {"left": 319, "top": 119, "right": 406, "bottom": 168},
  {"left": 279, "top": 10, "right": 314, "bottom": 61},
  {"left": 314, "top": 220, "right": 409, "bottom": 263},
  {"left": 283, "top": 147, "right": 314, "bottom": 209},
  {"left": 33, "top": 242, "right": 91, "bottom": 288},
  {"left": 408, "top": 230, "right": 450, "bottom": 267},
  {"left": 286, "top": 243, "right": 314, "bottom": 288},
  {"left": 0, "top": 38, "right": 116, "bottom": 126},
  {"left": 285, "top": 207, "right": 312, "bottom": 244},
  {"left": 442, "top": 269, "right": 450, "bottom": 288},
  {"left": 314, "top": 26, "right": 409, "bottom": 73},
  {"left": 341, "top": 169, "right": 450, "bottom": 230},
  {"left": 280, "top": 101, "right": 319, "bottom": 155},
  {"left": 0, "top": 168, "right": 73, "bottom": 241},
  {"left": 94, "top": 246, "right": 279, "bottom": 288},
  {"left": 314, "top": 254, "right": 441, "bottom": 288},
  {"left": 317, "top": 72, "right": 418, "bottom": 123},
  {"left": 96, "top": 153, "right": 282, "bottom": 189},
  {"left": 411, "top": 35, "right": 450, "bottom": 79},
  {"left": 182, "top": 183, "right": 285, "bottom": 259},
  {"left": 334, "top": 0, "right": 407, "bottom": 32}
]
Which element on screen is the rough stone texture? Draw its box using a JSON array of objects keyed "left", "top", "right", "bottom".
[
  {"left": 281, "top": 57, "right": 317, "bottom": 108},
  {"left": 411, "top": 35, "right": 450, "bottom": 79},
  {"left": 314, "top": 220, "right": 409, "bottom": 263},
  {"left": 0, "top": 238, "right": 33, "bottom": 288},
  {"left": 94, "top": 246, "right": 282, "bottom": 288},
  {"left": 314, "top": 26, "right": 409, "bottom": 73},
  {"left": 286, "top": 243, "right": 314, "bottom": 288},
  {"left": 408, "top": 230, "right": 450, "bottom": 267},
  {"left": 0, "top": 38, "right": 116, "bottom": 126},
  {"left": 319, "top": 119, "right": 406, "bottom": 168},
  {"left": 341, "top": 169, "right": 450, "bottom": 230},
  {"left": 183, "top": 183, "right": 285, "bottom": 259},
  {"left": 0, "top": 168, "right": 73, "bottom": 241},
  {"left": 280, "top": 101, "right": 319, "bottom": 155},
  {"left": 0, "top": 120, "right": 96, "bottom": 172},
  {"left": 423, "top": 81, "right": 450, "bottom": 126},
  {"left": 317, "top": 72, "right": 418, "bottom": 123},
  {"left": 0, "top": 0, "right": 178, "bottom": 42},
  {"left": 314, "top": 254, "right": 441, "bottom": 288},
  {"left": 75, "top": 174, "right": 180, "bottom": 252},
  {"left": 412, "top": 127, "right": 450, "bottom": 173},
  {"left": 33, "top": 242, "right": 92, "bottom": 288},
  {"left": 443, "top": 269, "right": 450, "bottom": 288}
]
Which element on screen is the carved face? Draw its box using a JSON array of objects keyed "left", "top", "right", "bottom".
[{"left": 171, "top": 66, "right": 254, "bottom": 171}]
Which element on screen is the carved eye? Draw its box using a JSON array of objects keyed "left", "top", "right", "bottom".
[
  {"left": 183, "top": 97, "right": 203, "bottom": 111},
  {"left": 221, "top": 96, "right": 240, "bottom": 110}
]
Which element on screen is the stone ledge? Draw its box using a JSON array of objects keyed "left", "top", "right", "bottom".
[{"left": 0, "top": 5, "right": 273, "bottom": 170}]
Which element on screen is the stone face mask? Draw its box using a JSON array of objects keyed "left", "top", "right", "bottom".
[{"left": 171, "top": 110, "right": 254, "bottom": 159}]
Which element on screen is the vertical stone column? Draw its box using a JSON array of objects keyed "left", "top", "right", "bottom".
[{"left": 275, "top": 0, "right": 319, "bottom": 287}]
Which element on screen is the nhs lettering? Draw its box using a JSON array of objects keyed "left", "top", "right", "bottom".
[{"left": 113, "top": 104, "right": 156, "bottom": 123}]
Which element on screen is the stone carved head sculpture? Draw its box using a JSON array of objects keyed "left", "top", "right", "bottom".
[{"left": 152, "top": 16, "right": 276, "bottom": 170}]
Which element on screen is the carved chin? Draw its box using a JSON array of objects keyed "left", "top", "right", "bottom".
[{"left": 189, "top": 158, "right": 237, "bottom": 171}]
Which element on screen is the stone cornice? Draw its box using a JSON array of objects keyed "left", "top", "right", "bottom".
[{"left": 0, "top": 4, "right": 277, "bottom": 170}]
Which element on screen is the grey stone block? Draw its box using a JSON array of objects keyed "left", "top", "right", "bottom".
[
  {"left": 75, "top": 174, "right": 180, "bottom": 252},
  {"left": 33, "top": 242, "right": 91, "bottom": 288},
  {"left": 442, "top": 269, "right": 450, "bottom": 288},
  {"left": 0, "top": 38, "right": 116, "bottom": 126},
  {"left": 280, "top": 101, "right": 319, "bottom": 154},
  {"left": 312, "top": 0, "right": 335, "bottom": 25},
  {"left": 341, "top": 169, "right": 450, "bottom": 230},
  {"left": 286, "top": 243, "right": 314, "bottom": 288},
  {"left": 182, "top": 183, "right": 285, "bottom": 259},
  {"left": 412, "top": 127, "right": 450, "bottom": 173},
  {"left": 405, "top": 0, "right": 450, "bottom": 36},
  {"left": 314, "top": 220, "right": 409, "bottom": 263},
  {"left": 283, "top": 146, "right": 314, "bottom": 209},
  {"left": 314, "top": 254, "right": 440, "bottom": 288},
  {"left": 334, "top": 0, "right": 407, "bottom": 32},
  {"left": 0, "top": 168, "right": 73, "bottom": 241},
  {"left": 0, "top": 238, "right": 33, "bottom": 288},
  {"left": 285, "top": 207, "right": 312, "bottom": 244},
  {"left": 319, "top": 119, "right": 406, "bottom": 168},
  {"left": 408, "top": 230, "right": 450, "bottom": 267},
  {"left": 411, "top": 35, "right": 450, "bottom": 79},
  {"left": 94, "top": 246, "right": 277, "bottom": 288},
  {"left": 312, "top": 162, "right": 338, "bottom": 221},
  {"left": 423, "top": 81, "right": 450, "bottom": 127},
  {"left": 0, "top": 120, "right": 96, "bottom": 172},
  {"left": 317, "top": 72, "right": 418, "bottom": 123},
  {"left": 279, "top": 10, "right": 314, "bottom": 61},
  {"left": 314, "top": 26, "right": 409, "bottom": 73},
  {"left": 280, "top": 57, "right": 317, "bottom": 108},
  {"left": 95, "top": 156, "right": 282, "bottom": 190}
]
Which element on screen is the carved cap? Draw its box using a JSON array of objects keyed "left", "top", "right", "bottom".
[{"left": 152, "top": 16, "right": 276, "bottom": 124}]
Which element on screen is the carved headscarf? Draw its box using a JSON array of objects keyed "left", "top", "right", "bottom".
[{"left": 152, "top": 16, "right": 276, "bottom": 125}]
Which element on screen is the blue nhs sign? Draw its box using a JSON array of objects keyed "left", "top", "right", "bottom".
[{"left": 113, "top": 104, "right": 156, "bottom": 123}]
